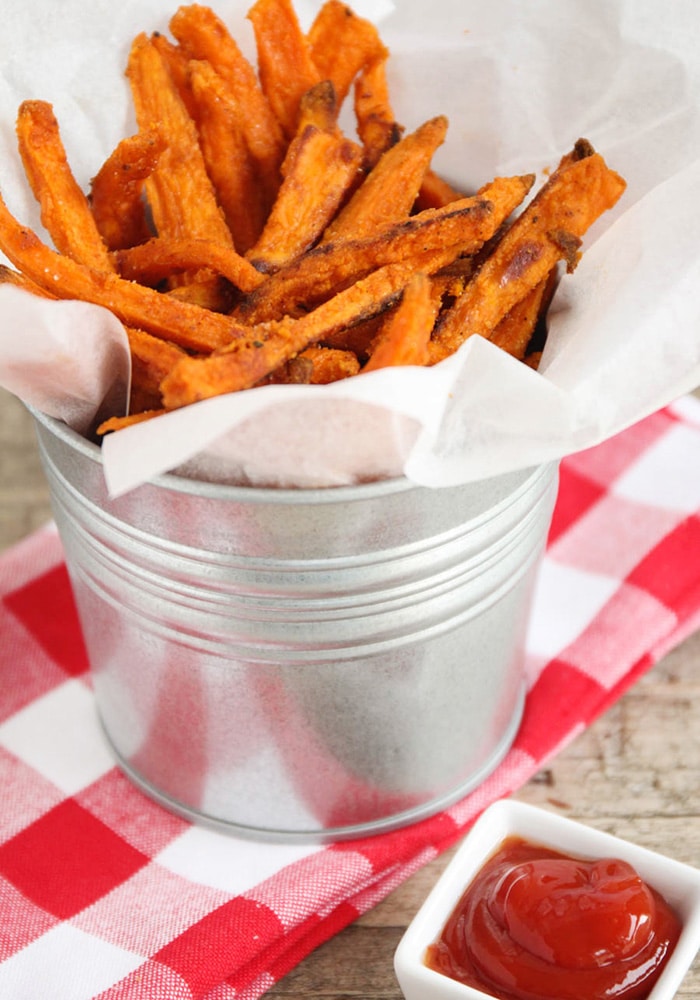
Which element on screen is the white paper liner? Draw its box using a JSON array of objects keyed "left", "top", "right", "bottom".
[{"left": 1, "top": 0, "right": 699, "bottom": 494}]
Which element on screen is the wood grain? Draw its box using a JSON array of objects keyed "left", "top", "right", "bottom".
[{"left": 1, "top": 384, "right": 699, "bottom": 999}]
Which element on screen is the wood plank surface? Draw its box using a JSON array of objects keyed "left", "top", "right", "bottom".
[{"left": 1, "top": 384, "right": 699, "bottom": 998}]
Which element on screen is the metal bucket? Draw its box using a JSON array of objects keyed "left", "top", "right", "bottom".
[{"left": 31, "top": 407, "right": 558, "bottom": 842}]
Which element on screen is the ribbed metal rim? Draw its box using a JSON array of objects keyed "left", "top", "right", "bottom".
[{"left": 29, "top": 403, "right": 551, "bottom": 508}]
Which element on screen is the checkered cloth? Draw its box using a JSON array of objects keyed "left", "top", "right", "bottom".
[{"left": 1, "top": 397, "right": 700, "bottom": 1000}]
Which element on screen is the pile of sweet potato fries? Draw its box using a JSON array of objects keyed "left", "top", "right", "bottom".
[{"left": 0, "top": 0, "right": 626, "bottom": 434}]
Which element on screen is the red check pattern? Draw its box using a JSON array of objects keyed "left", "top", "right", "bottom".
[{"left": 1, "top": 397, "right": 700, "bottom": 999}]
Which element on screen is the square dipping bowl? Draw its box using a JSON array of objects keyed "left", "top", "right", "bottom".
[{"left": 394, "top": 799, "right": 700, "bottom": 1000}]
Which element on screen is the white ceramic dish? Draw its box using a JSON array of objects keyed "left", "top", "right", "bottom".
[{"left": 394, "top": 798, "right": 700, "bottom": 1000}]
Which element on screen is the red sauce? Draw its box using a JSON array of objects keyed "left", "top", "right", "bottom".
[{"left": 425, "top": 836, "right": 682, "bottom": 1000}]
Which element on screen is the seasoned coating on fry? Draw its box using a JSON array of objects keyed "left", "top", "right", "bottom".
[
  {"left": 430, "top": 142, "right": 626, "bottom": 361},
  {"left": 126, "top": 326, "right": 187, "bottom": 411},
  {"left": 298, "top": 345, "right": 361, "bottom": 383},
  {"left": 488, "top": 270, "right": 556, "bottom": 361},
  {"left": 90, "top": 130, "right": 165, "bottom": 251},
  {"left": 126, "top": 32, "right": 234, "bottom": 248},
  {"left": 415, "top": 169, "right": 464, "bottom": 212},
  {"left": 363, "top": 272, "right": 437, "bottom": 370},
  {"left": 2, "top": 0, "right": 627, "bottom": 430},
  {"left": 237, "top": 174, "right": 535, "bottom": 323},
  {"left": 169, "top": 3, "right": 285, "bottom": 204},
  {"left": 247, "top": 0, "right": 321, "bottom": 139},
  {"left": 160, "top": 262, "right": 417, "bottom": 405},
  {"left": 353, "top": 57, "right": 404, "bottom": 171},
  {"left": 16, "top": 101, "right": 114, "bottom": 271},
  {"left": 322, "top": 115, "right": 449, "bottom": 241},
  {"left": 0, "top": 192, "right": 242, "bottom": 353},
  {"left": 308, "top": 0, "right": 388, "bottom": 108},
  {"left": 246, "top": 122, "right": 363, "bottom": 273},
  {"left": 115, "top": 237, "right": 265, "bottom": 293},
  {"left": 187, "top": 59, "right": 270, "bottom": 253}
]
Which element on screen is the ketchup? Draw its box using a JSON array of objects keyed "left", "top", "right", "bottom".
[{"left": 425, "top": 836, "right": 681, "bottom": 1000}]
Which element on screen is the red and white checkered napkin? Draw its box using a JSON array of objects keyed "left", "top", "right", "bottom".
[{"left": 1, "top": 397, "right": 700, "bottom": 1000}]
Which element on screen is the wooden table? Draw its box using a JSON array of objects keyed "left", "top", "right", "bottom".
[{"left": 2, "top": 385, "right": 699, "bottom": 998}]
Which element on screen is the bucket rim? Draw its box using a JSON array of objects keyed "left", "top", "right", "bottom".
[{"left": 28, "top": 403, "right": 553, "bottom": 507}]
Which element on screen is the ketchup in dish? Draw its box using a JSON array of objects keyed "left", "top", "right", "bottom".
[{"left": 425, "top": 836, "right": 681, "bottom": 1000}]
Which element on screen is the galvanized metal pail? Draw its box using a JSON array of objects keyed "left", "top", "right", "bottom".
[{"left": 31, "top": 407, "right": 558, "bottom": 842}]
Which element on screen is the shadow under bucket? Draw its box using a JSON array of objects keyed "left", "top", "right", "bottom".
[{"left": 30, "top": 407, "right": 558, "bottom": 843}]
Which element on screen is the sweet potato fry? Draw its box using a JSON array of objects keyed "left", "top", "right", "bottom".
[
  {"left": 98, "top": 409, "right": 166, "bottom": 434},
  {"left": 322, "top": 115, "right": 448, "bottom": 241},
  {"left": 307, "top": 0, "right": 388, "bottom": 109},
  {"left": 0, "top": 191, "right": 242, "bottom": 353},
  {"left": 237, "top": 174, "right": 535, "bottom": 322},
  {"left": 187, "top": 59, "right": 269, "bottom": 252},
  {"left": 0, "top": 263, "right": 55, "bottom": 299},
  {"left": 246, "top": 101, "right": 363, "bottom": 272},
  {"left": 90, "top": 130, "right": 165, "bottom": 251},
  {"left": 16, "top": 100, "right": 113, "bottom": 271},
  {"left": 247, "top": 0, "right": 322, "bottom": 139},
  {"left": 150, "top": 31, "right": 199, "bottom": 119},
  {"left": 353, "top": 57, "right": 404, "bottom": 171},
  {"left": 298, "top": 345, "right": 361, "bottom": 383},
  {"left": 294, "top": 79, "right": 339, "bottom": 135},
  {"left": 429, "top": 257, "right": 477, "bottom": 303},
  {"left": 429, "top": 140, "right": 626, "bottom": 362},
  {"left": 126, "top": 32, "right": 234, "bottom": 248},
  {"left": 161, "top": 262, "right": 417, "bottom": 405},
  {"left": 169, "top": 3, "right": 285, "bottom": 204},
  {"left": 165, "top": 277, "right": 236, "bottom": 313},
  {"left": 415, "top": 170, "right": 464, "bottom": 212},
  {"left": 126, "top": 326, "right": 187, "bottom": 412},
  {"left": 115, "top": 237, "right": 265, "bottom": 294},
  {"left": 488, "top": 269, "right": 556, "bottom": 361},
  {"left": 257, "top": 354, "right": 313, "bottom": 385},
  {"left": 363, "top": 272, "right": 436, "bottom": 371},
  {"left": 319, "top": 313, "right": 383, "bottom": 358}
]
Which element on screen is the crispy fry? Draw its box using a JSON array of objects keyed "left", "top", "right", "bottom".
[
  {"left": 258, "top": 354, "right": 313, "bottom": 385},
  {"left": 187, "top": 59, "right": 269, "bottom": 253},
  {"left": 353, "top": 57, "right": 404, "bottom": 171},
  {"left": 169, "top": 3, "right": 285, "bottom": 204},
  {"left": 126, "top": 326, "right": 187, "bottom": 411},
  {"left": 0, "top": 263, "right": 56, "bottom": 298},
  {"left": 294, "top": 79, "right": 339, "bottom": 135},
  {"left": 429, "top": 257, "right": 477, "bottom": 303},
  {"left": 246, "top": 105, "right": 363, "bottom": 273},
  {"left": 97, "top": 409, "right": 166, "bottom": 434},
  {"left": 307, "top": 0, "right": 388, "bottom": 108},
  {"left": 247, "top": 0, "right": 322, "bottom": 139},
  {"left": 115, "top": 237, "right": 265, "bottom": 293},
  {"left": 165, "top": 276, "right": 237, "bottom": 313},
  {"left": 363, "top": 272, "right": 436, "bottom": 370},
  {"left": 298, "top": 345, "right": 361, "bottom": 383},
  {"left": 3, "top": 2, "right": 627, "bottom": 430},
  {"left": 415, "top": 169, "right": 464, "bottom": 212},
  {"left": 161, "top": 262, "right": 417, "bottom": 405},
  {"left": 322, "top": 115, "right": 448, "bottom": 241},
  {"left": 488, "top": 270, "right": 556, "bottom": 361},
  {"left": 319, "top": 313, "right": 383, "bottom": 358},
  {"left": 0, "top": 191, "right": 241, "bottom": 353},
  {"left": 237, "top": 174, "right": 535, "bottom": 323},
  {"left": 16, "top": 100, "right": 113, "bottom": 271},
  {"left": 126, "top": 32, "right": 234, "bottom": 248},
  {"left": 150, "top": 31, "right": 199, "bottom": 119},
  {"left": 90, "top": 130, "right": 165, "bottom": 251},
  {"left": 429, "top": 140, "right": 626, "bottom": 362}
]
